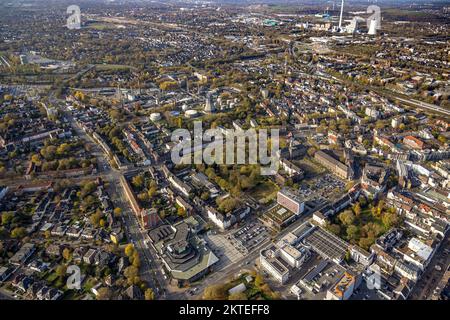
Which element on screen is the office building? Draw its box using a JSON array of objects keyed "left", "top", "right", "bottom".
[
  {"left": 277, "top": 188, "right": 305, "bottom": 215},
  {"left": 314, "top": 150, "right": 349, "bottom": 180}
]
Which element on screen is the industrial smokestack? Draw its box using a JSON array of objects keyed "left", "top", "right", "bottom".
[{"left": 338, "top": 0, "right": 344, "bottom": 30}]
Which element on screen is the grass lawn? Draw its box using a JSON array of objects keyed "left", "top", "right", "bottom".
[
  {"left": 248, "top": 181, "right": 279, "bottom": 203},
  {"left": 45, "top": 272, "right": 59, "bottom": 283},
  {"left": 293, "top": 157, "right": 326, "bottom": 178},
  {"left": 383, "top": 8, "right": 433, "bottom": 20},
  {"left": 86, "top": 23, "right": 116, "bottom": 30},
  {"left": 62, "top": 290, "right": 83, "bottom": 300},
  {"left": 333, "top": 44, "right": 379, "bottom": 57},
  {"left": 218, "top": 273, "right": 278, "bottom": 300},
  {"left": 95, "top": 64, "right": 133, "bottom": 72}
]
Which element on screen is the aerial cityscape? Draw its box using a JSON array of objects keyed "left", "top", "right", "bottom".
[{"left": 0, "top": 0, "right": 449, "bottom": 305}]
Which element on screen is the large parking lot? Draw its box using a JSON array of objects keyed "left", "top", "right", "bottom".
[
  {"left": 227, "top": 222, "right": 269, "bottom": 255},
  {"left": 203, "top": 221, "right": 270, "bottom": 272},
  {"left": 298, "top": 174, "right": 346, "bottom": 201}
]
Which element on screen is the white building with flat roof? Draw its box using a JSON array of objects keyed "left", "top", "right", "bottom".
[
  {"left": 279, "top": 244, "right": 310, "bottom": 268},
  {"left": 260, "top": 246, "right": 290, "bottom": 284},
  {"left": 403, "top": 237, "right": 435, "bottom": 270}
]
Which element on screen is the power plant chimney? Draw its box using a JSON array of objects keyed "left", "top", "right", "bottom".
[{"left": 338, "top": 0, "right": 345, "bottom": 30}]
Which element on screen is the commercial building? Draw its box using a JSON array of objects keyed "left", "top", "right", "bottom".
[
  {"left": 301, "top": 224, "right": 349, "bottom": 264},
  {"left": 190, "top": 172, "right": 220, "bottom": 197},
  {"left": 400, "top": 237, "right": 435, "bottom": 270},
  {"left": 206, "top": 205, "right": 250, "bottom": 230},
  {"left": 260, "top": 246, "right": 291, "bottom": 284},
  {"left": 262, "top": 206, "right": 298, "bottom": 231},
  {"left": 296, "top": 259, "right": 360, "bottom": 300},
  {"left": 279, "top": 158, "right": 304, "bottom": 181},
  {"left": 361, "top": 164, "right": 389, "bottom": 196},
  {"left": 371, "top": 243, "right": 421, "bottom": 281},
  {"left": 278, "top": 243, "right": 310, "bottom": 268},
  {"left": 168, "top": 175, "right": 192, "bottom": 198},
  {"left": 260, "top": 234, "right": 310, "bottom": 284},
  {"left": 206, "top": 206, "right": 232, "bottom": 230},
  {"left": 0, "top": 266, "right": 15, "bottom": 282},
  {"left": 149, "top": 217, "right": 219, "bottom": 285},
  {"left": 349, "top": 245, "right": 374, "bottom": 267},
  {"left": 121, "top": 175, "right": 161, "bottom": 229}
]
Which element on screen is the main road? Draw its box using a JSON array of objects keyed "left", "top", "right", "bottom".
[{"left": 59, "top": 103, "right": 173, "bottom": 299}]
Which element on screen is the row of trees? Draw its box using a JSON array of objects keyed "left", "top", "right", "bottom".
[
  {"left": 122, "top": 244, "right": 155, "bottom": 300},
  {"left": 97, "top": 124, "right": 134, "bottom": 163}
]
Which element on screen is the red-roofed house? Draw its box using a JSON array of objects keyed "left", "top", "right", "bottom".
[{"left": 403, "top": 136, "right": 425, "bottom": 150}]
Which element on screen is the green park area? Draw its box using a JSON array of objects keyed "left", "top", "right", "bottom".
[
  {"left": 326, "top": 197, "right": 401, "bottom": 251},
  {"left": 293, "top": 157, "right": 326, "bottom": 178},
  {"left": 86, "top": 22, "right": 117, "bottom": 31}
]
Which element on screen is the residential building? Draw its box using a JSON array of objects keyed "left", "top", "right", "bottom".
[
  {"left": 326, "top": 272, "right": 360, "bottom": 300},
  {"left": 9, "top": 243, "right": 36, "bottom": 266},
  {"left": 404, "top": 136, "right": 425, "bottom": 150}
]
